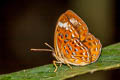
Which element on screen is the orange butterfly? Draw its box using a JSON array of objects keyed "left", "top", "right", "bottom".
[{"left": 31, "top": 10, "right": 102, "bottom": 72}]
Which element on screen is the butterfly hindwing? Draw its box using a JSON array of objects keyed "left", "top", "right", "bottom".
[{"left": 83, "top": 33, "right": 102, "bottom": 62}]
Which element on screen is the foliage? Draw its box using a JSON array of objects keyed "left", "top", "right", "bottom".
[{"left": 0, "top": 43, "right": 120, "bottom": 80}]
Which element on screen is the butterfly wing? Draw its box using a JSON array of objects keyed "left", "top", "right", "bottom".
[
  {"left": 54, "top": 10, "right": 102, "bottom": 65},
  {"left": 83, "top": 33, "right": 102, "bottom": 63},
  {"left": 61, "top": 38, "right": 91, "bottom": 65},
  {"left": 54, "top": 13, "right": 79, "bottom": 63},
  {"left": 65, "top": 10, "right": 88, "bottom": 41},
  {"left": 65, "top": 10, "right": 102, "bottom": 63},
  {"left": 54, "top": 10, "right": 91, "bottom": 65}
]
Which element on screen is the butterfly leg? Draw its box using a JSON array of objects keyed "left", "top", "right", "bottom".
[
  {"left": 59, "top": 63, "right": 62, "bottom": 67},
  {"left": 53, "top": 60, "right": 62, "bottom": 72},
  {"left": 53, "top": 60, "right": 58, "bottom": 72},
  {"left": 66, "top": 63, "right": 72, "bottom": 69},
  {"left": 64, "top": 61, "right": 72, "bottom": 69}
]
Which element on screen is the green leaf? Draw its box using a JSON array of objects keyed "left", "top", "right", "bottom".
[{"left": 0, "top": 43, "right": 120, "bottom": 80}]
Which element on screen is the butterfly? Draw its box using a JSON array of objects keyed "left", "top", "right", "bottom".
[{"left": 31, "top": 10, "right": 102, "bottom": 72}]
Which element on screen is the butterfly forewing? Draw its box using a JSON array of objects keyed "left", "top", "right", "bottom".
[
  {"left": 65, "top": 10, "right": 88, "bottom": 41},
  {"left": 54, "top": 13, "right": 79, "bottom": 63}
]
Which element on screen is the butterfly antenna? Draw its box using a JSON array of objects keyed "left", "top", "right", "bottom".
[
  {"left": 30, "top": 43, "right": 54, "bottom": 52},
  {"left": 44, "top": 42, "right": 54, "bottom": 50}
]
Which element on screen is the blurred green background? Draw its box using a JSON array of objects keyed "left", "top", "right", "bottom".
[{"left": 0, "top": 0, "right": 120, "bottom": 80}]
